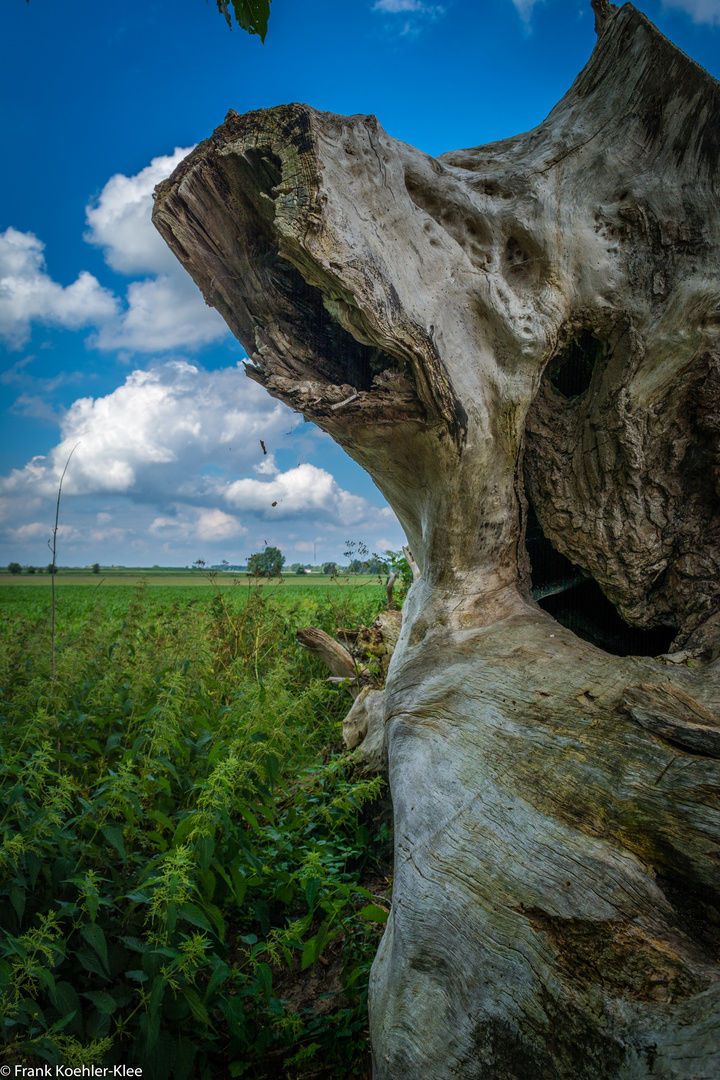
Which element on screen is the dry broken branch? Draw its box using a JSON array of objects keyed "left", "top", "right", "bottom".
[{"left": 295, "top": 626, "right": 370, "bottom": 697}]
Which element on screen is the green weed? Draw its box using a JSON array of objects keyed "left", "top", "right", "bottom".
[{"left": 0, "top": 580, "right": 392, "bottom": 1078}]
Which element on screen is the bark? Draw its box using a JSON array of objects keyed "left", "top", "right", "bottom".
[{"left": 153, "top": 5, "right": 720, "bottom": 1076}]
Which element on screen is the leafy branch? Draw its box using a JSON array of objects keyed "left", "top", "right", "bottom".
[{"left": 216, "top": 0, "right": 271, "bottom": 41}]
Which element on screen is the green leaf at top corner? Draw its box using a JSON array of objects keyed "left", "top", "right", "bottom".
[{"left": 232, "top": 0, "right": 271, "bottom": 43}]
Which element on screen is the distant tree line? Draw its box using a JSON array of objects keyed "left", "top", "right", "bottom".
[
  {"left": 6, "top": 563, "right": 58, "bottom": 575},
  {"left": 6, "top": 548, "right": 407, "bottom": 580},
  {"left": 235, "top": 543, "right": 413, "bottom": 580}
]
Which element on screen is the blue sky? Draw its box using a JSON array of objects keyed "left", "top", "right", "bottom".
[{"left": 1, "top": 0, "right": 718, "bottom": 568}]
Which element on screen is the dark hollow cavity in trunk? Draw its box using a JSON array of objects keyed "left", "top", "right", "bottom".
[{"left": 526, "top": 503, "right": 677, "bottom": 656}]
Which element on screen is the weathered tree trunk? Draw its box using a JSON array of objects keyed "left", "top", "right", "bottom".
[{"left": 153, "top": 5, "right": 720, "bottom": 1075}]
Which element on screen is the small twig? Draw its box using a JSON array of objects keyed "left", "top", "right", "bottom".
[
  {"left": 402, "top": 545, "right": 421, "bottom": 582},
  {"left": 330, "top": 392, "right": 359, "bottom": 411},
  {"left": 386, "top": 570, "right": 399, "bottom": 609}
]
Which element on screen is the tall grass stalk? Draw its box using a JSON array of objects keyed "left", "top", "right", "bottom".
[{"left": 48, "top": 444, "right": 78, "bottom": 684}]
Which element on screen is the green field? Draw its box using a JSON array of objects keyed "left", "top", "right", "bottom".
[
  {"left": 1, "top": 570, "right": 365, "bottom": 588},
  {"left": 0, "top": 573, "right": 385, "bottom": 629},
  {"left": 0, "top": 573, "right": 392, "bottom": 1078}
]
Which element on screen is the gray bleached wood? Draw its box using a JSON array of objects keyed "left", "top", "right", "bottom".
[
  {"left": 294, "top": 625, "right": 368, "bottom": 697},
  {"left": 153, "top": 4, "right": 720, "bottom": 1075}
]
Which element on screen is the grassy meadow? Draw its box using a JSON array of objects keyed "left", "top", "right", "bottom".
[
  {"left": 0, "top": 569, "right": 355, "bottom": 589},
  {"left": 0, "top": 571, "right": 394, "bottom": 1079}
]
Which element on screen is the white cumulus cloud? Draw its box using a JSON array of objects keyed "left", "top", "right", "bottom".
[
  {"left": 11, "top": 521, "right": 78, "bottom": 543},
  {"left": 0, "top": 148, "right": 230, "bottom": 354},
  {"left": 0, "top": 360, "right": 299, "bottom": 500},
  {"left": 85, "top": 148, "right": 193, "bottom": 276},
  {"left": 225, "top": 463, "right": 383, "bottom": 526},
  {"left": 85, "top": 149, "right": 230, "bottom": 352},
  {"left": 150, "top": 506, "right": 246, "bottom": 544},
  {"left": 0, "top": 228, "right": 118, "bottom": 347},
  {"left": 94, "top": 274, "right": 227, "bottom": 353}
]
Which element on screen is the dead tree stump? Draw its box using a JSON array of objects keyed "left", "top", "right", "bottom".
[{"left": 154, "top": 5, "right": 720, "bottom": 1075}]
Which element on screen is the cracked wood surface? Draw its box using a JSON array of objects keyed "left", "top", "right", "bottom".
[{"left": 154, "top": 4, "right": 720, "bottom": 1076}]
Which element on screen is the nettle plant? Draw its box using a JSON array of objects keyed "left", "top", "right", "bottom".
[{"left": 0, "top": 581, "right": 393, "bottom": 1078}]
